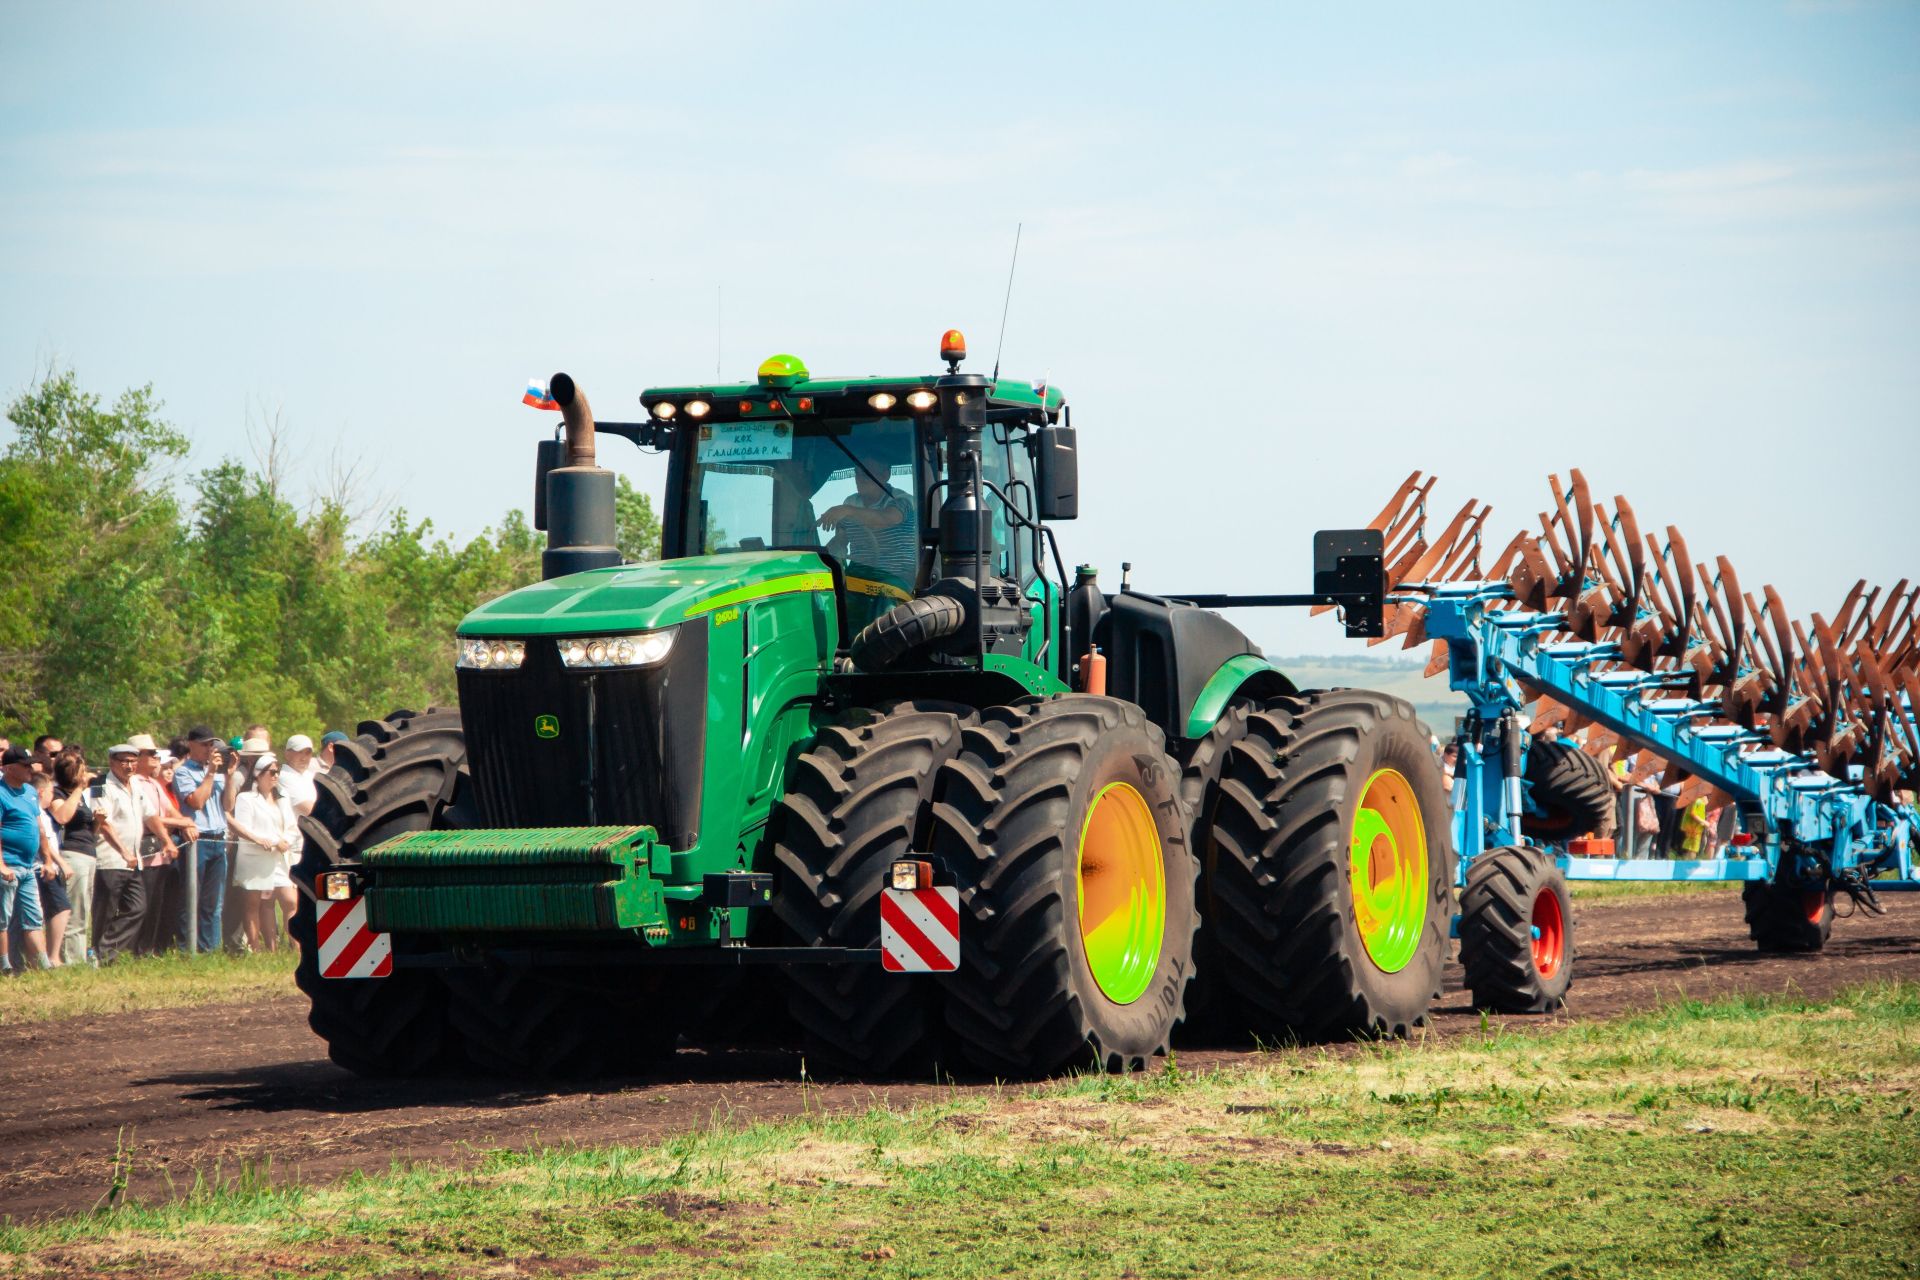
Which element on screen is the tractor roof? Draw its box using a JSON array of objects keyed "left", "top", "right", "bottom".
[
  {"left": 640, "top": 373, "right": 1062, "bottom": 418},
  {"left": 641, "top": 350, "right": 1063, "bottom": 426}
]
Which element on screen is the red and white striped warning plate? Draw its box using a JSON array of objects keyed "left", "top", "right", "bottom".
[
  {"left": 316, "top": 895, "right": 393, "bottom": 980},
  {"left": 880, "top": 885, "right": 960, "bottom": 973}
]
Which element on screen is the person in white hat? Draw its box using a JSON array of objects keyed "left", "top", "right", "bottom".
[
  {"left": 93, "top": 743, "right": 156, "bottom": 963},
  {"left": 227, "top": 753, "right": 301, "bottom": 953},
  {"left": 281, "top": 735, "right": 320, "bottom": 818}
]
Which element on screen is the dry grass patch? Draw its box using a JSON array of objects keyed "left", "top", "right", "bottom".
[
  {"left": 0, "top": 948, "right": 297, "bottom": 1027},
  {"left": 3, "top": 982, "right": 1915, "bottom": 1280}
]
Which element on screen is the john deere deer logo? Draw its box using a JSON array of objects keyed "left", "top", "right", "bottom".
[{"left": 534, "top": 714, "right": 560, "bottom": 739}]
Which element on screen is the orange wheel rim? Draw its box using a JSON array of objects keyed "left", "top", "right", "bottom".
[
  {"left": 1348, "top": 769, "right": 1428, "bottom": 973},
  {"left": 1531, "top": 887, "right": 1565, "bottom": 979},
  {"left": 1076, "top": 781, "right": 1166, "bottom": 1005}
]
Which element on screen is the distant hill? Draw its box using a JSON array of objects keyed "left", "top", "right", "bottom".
[{"left": 1266, "top": 651, "right": 1468, "bottom": 736}]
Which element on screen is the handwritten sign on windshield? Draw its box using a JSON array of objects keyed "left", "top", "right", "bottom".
[{"left": 697, "top": 423, "right": 794, "bottom": 464}]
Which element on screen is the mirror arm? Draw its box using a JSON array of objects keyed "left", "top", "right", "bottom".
[{"left": 595, "top": 420, "right": 674, "bottom": 451}]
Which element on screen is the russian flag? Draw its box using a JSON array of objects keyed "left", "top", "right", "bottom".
[{"left": 522, "top": 378, "right": 559, "bottom": 411}]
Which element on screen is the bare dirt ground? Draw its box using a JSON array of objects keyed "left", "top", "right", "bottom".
[{"left": 2, "top": 889, "right": 1915, "bottom": 1222}]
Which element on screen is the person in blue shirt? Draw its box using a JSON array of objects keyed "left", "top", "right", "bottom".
[
  {"left": 173, "top": 726, "right": 235, "bottom": 952},
  {"left": 0, "top": 745, "right": 54, "bottom": 972}
]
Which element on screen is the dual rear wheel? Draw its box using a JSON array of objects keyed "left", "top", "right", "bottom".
[
  {"left": 1190, "top": 690, "right": 1455, "bottom": 1041},
  {"left": 774, "top": 694, "right": 1199, "bottom": 1077}
]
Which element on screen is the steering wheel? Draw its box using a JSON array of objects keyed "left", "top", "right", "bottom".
[{"left": 829, "top": 517, "right": 884, "bottom": 569}]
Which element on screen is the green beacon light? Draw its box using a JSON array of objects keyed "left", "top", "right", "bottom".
[{"left": 756, "top": 353, "right": 809, "bottom": 388}]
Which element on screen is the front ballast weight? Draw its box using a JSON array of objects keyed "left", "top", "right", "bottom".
[{"left": 318, "top": 824, "right": 962, "bottom": 977}]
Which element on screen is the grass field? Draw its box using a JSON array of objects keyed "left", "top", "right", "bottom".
[
  {"left": 1568, "top": 878, "right": 1736, "bottom": 901},
  {"left": 0, "top": 948, "right": 297, "bottom": 1027},
  {"left": 4, "top": 983, "right": 1914, "bottom": 1279}
]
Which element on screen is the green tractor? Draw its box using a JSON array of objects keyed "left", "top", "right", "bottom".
[{"left": 292, "top": 331, "right": 1455, "bottom": 1079}]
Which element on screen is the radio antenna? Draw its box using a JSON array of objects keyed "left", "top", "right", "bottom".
[{"left": 991, "top": 222, "right": 1022, "bottom": 383}]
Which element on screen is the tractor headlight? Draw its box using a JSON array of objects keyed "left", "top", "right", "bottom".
[
  {"left": 458, "top": 638, "right": 527, "bottom": 670},
  {"left": 557, "top": 628, "right": 677, "bottom": 669}
]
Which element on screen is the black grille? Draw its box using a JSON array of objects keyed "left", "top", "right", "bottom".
[{"left": 457, "top": 620, "right": 708, "bottom": 849}]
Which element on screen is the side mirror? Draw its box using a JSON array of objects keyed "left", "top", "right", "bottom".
[
  {"left": 1034, "top": 426, "right": 1079, "bottom": 521},
  {"left": 532, "top": 437, "right": 563, "bottom": 532},
  {"left": 1312, "top": 528, "right": 1385, "bottom": 639}
]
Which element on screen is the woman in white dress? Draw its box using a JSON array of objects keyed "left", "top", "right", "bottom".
[{"left": 228, "top": 755, "right": 302, "bottom": 953}]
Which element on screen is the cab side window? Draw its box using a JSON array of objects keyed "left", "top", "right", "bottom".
[{"left": 977, "top": 429, "right": 1038, "bottom": 587}]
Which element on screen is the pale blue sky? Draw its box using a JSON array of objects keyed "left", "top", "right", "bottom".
[{"left": 4, "top": 1, "right": 1916, "bottom": 653}]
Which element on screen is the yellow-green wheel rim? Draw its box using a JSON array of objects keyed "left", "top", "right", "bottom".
[
  {"left": 1348, "top": 768, "right": 1428, "bottom": 974},
  {"left": 1076, "top": 781, "right": 1166, "bottom": 1005}
]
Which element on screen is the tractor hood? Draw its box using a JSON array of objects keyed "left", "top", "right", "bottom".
[{"left": 457, "top": 550, "right": 833, "bottom": 637}]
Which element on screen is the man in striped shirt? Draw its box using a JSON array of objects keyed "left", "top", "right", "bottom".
[{"left": 816, "top": 450, "right": 918, "bottom": 594}]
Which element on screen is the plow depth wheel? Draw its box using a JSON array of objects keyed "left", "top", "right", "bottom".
[
  {"left": 933, "top": 695, "right": 1197, "bottom": 1077},
  {"left": 1459, "top": 845, "right": 1574, "bottom": 1014},
  {"left": 1198, "top": 689, "right": 1455, "bottom": 1041},
  {"left": 1741, "top": 877, "right": 1833, "bottom": 953}
]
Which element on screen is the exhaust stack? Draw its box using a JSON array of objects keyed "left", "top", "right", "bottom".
[{"left": 541, "top": 372, "right": 620, "bottom": 580}]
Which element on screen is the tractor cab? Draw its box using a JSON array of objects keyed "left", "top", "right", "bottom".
[{"left": 635, "top": 338, "right": 1080, "bottom": 684}]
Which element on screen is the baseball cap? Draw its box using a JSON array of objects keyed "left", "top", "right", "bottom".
[
  {"left": 1, "top": 746, "right": 32, "bottom": 767},
  {"left": 285, "top": 734, "right": 314, "bottom": 752},
  {"left": 321, "top": 731, "right": 350, "bottom": 746},
  {"left": 229, "top": 736, "right": 245, "bottom": 750},
  {"left": 186, "top": 725, "right": 219, "bottom": 743}
]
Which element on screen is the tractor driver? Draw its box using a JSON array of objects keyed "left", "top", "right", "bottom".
[{"left": 815, "top": 445, "right": 919, "bottom": 593}]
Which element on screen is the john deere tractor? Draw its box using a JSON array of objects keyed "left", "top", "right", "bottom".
[{"left": 292, "top": 330, "right": 1455, "bottom": 1079}]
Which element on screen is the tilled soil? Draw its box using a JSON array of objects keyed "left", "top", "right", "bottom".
[{"left": 2, "top": 889, "right": 1914, "bottom": 1222}]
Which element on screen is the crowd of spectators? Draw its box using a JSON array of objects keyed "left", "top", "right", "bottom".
[{"left": 0, "top": 724, "right": 351, "bottom": 972}]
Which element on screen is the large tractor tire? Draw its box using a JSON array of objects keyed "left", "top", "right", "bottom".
[
  {"left": 1742, "top": 878, "right": 1832, "bottom": 952},
  {"left": 930, "top": 695, "right": 1198, "bottom": 1076},
  {"left": 771, "top": 701, "right": 971, "bottom": 1076},
  {"left": 442, "top": 966, "right": 679, "bottom": 1079},
  {"left": 1459, "top": 845, "right": 1573, "bottom": 1013},
  {"left": 292, "top": 708, "right": 468, "bottom": 1077},
  {"left": 1522, "top": 738, "right": 1613, "bottom": 839},
  {"left": 1202, "top": 689, "right": 1454, "bottom": 1040},
  {"left": 1174, "top": 699, "right": 1254, "bottom": 1041}
]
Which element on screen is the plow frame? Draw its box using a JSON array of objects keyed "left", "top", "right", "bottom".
[{"left": 1414, "top": 584, "right": 1920, "bottom": 896}]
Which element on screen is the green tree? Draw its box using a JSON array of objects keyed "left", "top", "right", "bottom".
[
  {"left": 0, "top": 370, "right": 190, "bottom": 743},
  {"left": 0, "top": 369, "right": 563, "bottom": 749},
  {"left": 615, "top": 474, "right": 661, "bottom": 562}
]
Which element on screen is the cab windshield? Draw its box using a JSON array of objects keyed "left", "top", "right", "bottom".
[{"left": 680, "top": 416, "right": 923, "bottom": 596}]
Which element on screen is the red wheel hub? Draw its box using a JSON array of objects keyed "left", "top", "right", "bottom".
[{"left": 1531, "top": 888, "right": 1565, "bottom": 979}]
